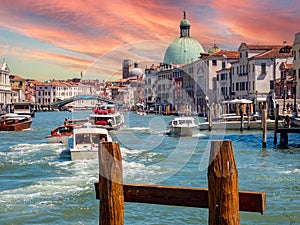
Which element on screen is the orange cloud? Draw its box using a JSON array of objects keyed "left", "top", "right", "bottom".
[{"left": 0, "top": 0, "right": 299, "bottom": 80}]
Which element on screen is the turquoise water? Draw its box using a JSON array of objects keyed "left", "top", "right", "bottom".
[{"left": 0, "top": 111, "right": 300, "bottom": 224}]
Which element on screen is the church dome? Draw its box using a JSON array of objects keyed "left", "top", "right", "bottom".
[
  {"left": 130, "top": 68, "right": 143, "bottom": 76},
  {"left": 208, "top": 44, "right": 221, "bottom": 54},
  {"left": 163, "top": 37, "right": 204, "bottom": 64},
  {"left": 129, "top": 62, "right": 143, "bottom": 77},
  {"left": 163, "top": 11, "right": 205, "bottom": 64}
]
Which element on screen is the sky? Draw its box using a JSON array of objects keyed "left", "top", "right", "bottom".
[{"left": 0, "top": 0, "right": 299, "bottom": 82}]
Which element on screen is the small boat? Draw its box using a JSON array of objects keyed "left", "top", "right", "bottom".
[
  {"left": 90, "top": 103, "right": 124, "bottom": 130},
  {"left": 46, "top": 118, "right": 89, "bottom": 145},
  {"left": 166, "top": 117, "right": 197, "bottom": 136},
  {"left": 69, "top": 123, "right": 113, "bottom": 160},
  {"left": 283, "top": 116, "right": 300, "bottom": 128},
  {"left": 0, "top": 113, "right": 32, "bottom": 131}
]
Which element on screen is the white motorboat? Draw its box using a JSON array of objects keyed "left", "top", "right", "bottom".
[
  {"left": 166, "top": 117, "right": 197, "bottom": 136},
  {"left": 69, "top": 123, "right": 113, "bottom": 160},
  {"left": 90, "top": 103, "right": 124, "bottom": 130}
]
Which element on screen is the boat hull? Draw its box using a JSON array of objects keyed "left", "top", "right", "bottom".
[
  {"left": 70, "top": 149, "right": 98, "bottom": 160},
  {"left": 167, "top": 126, "right": 197, "bottom": 136},
  {"left": 46, "top": 135, "right": 70, "bottom": 145},
  {"left": 0, "top": 120, "right": 32, "bottom": 131}
]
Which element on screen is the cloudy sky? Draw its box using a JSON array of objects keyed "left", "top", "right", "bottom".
[{"left": 0, "top": 0, "right": 299, "bottom": 81}]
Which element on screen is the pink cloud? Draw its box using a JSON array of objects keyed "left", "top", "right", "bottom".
[
  {"left": 209, "top": 0, "right": 299, "bottom": 45},
  {"left": 0, "top": 0, "right": 299, "bottom": 80}
]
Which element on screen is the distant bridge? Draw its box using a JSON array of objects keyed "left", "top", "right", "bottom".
[{"left": 51, "top": 95, "right": 116, "bottom": 110}]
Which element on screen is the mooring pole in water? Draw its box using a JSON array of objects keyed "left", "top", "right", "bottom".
[
  {"left": 208, "top": 106, "right": 212, "bottom": 131},
  {"left": 240, "top": 104, "right": 243, "bottom": 132},
  {"left": 98, "top": 142, "right": 124, "bottom": 225},
  {"left": 208, "top": 140, "right": 240, "bottom": 225},
  {"left": 274, "top": 104, "right": 279, "bottom": 145},
  {"left": 95, "top": 141, "right": 266, "bottom": 224},
  {"left": 247, "top": 104, "right": 251, "bottom": 130},
  {"left": 262, "top": 106, "right": 267, "bottom": 148}
]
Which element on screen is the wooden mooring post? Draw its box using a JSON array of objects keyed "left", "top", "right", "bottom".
[
  {"left": 274, "top": 104, "right": 279, "bottom": 145},
  {"left": 262, "top": 107, "right": 267, "bottom": 148},
  {"left": 95, "top": 141, "right": 266, "bottom": 225}
]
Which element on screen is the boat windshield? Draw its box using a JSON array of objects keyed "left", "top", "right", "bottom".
[
  {"left": 75, "top": 133, "right": 107, "bottom": 144},
  {"left": 178, "top": 120, "right": 193, "bottom": 125}
]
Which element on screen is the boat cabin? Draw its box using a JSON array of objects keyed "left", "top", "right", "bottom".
[{"left": 10, "top": 102, "right": 35, "bottom": 117}]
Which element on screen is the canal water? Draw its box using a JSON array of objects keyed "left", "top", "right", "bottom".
[{"left": 0, "top": 111, "right": 300, "bottom": 224}]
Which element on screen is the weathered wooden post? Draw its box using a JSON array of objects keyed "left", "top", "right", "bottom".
[
  {"left": 98, "top": 142, "right": 124, "bottom": 225},
  {"left": 208, "top": 140, "right": 239, "bottom": 225},
  {"left": 262, "top": 107, "right": 267, "bottom": 148},
  {"left": 239, "top": 104, "right": 243, "bottom": 132},
  {"left": 247, "top": 104, "right": 251, "bottom": 130},
  {"left": 274, "top": 104, "right": 279, "bottom": 144},
  {"left": 209, "top": 106, "right": 213, "bottom": 131},
  {"left": 95, "top": 142, "right": 266, "bottom": 224}
]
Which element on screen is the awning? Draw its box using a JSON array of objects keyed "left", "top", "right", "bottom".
[
  {"left": 223, "top": 99, "right": 252, "bottom": 104},
  {"left": 256, "top": 97, "right": 267, "bottom": 102}
]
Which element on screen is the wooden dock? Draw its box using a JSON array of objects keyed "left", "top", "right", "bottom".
[{"left": 274, "top": 104, "right": 300, "bottom": 146}]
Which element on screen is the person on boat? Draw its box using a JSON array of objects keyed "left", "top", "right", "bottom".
[
  {"left": 107, "top": 119, "right": 113, "bottom": 126},
  {"left": 64, "top": 117, "right": 70, "bottom": 125}
]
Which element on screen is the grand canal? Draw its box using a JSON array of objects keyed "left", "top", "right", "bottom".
[{"left": 0, "top": 111, "right": 300, "bottom": 224}]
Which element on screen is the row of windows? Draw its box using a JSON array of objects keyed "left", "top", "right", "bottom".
[
  {"left": 157, "top": 84, "right": 172, "bottom": 91},
  {"left": 293, "top": 50, "right": 300, "bottom": 60},
  {"left": 211, "top": 60, "right": 226, "bottom": 69},
  {"left": 158, "top": 74, "right": 172, "bottom": 80},
  {"left": 240, "top": 51, "right": 248, "bottom": 59},
  {"left": 232, "top": 63, "right": 267, "bottom": 75},
  {"left": 37, "top": 91, "right": 80, "bottom": 96},
  {"left": 232, "top": 81, "right": 255, "bottom": 92},
  {"left": 220, "top": 87, "right": 231, "bottom": 96},
  {"left": 217, "top": 73, "right": 231, "bottom": 80}
]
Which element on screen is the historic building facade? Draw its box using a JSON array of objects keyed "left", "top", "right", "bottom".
[
  {"left": 0, "top": 59, "right": 11, "bottom": 109},
  {"left": 293, "top": 32, "right": 300, "bottom": 100}
]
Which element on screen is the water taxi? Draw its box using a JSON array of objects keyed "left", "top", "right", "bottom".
[
  {"left": 166, "top": 117, "right": 197, "bottom": 136},
  {"left": 69, "top": 123, "right": 112, "bottom": 160}
]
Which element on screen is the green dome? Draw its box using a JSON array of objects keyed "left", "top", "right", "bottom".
[
  {"left": 163, "top": 11, "right": 205, "bottom": 64},
  {"left": 163, "top": 37, "right": 205, "bottom": 64},
  {"left": 208, "top": 44, "right": 221, "bottom": 54}
]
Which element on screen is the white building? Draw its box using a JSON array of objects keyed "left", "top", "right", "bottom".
[
  {"left": 293, "top": 32, "right": 300, "bottom": 99},
  {"left": 35, "top": 80, "right": 96, "bottom": 108},
  {"left": 180, "top": 49, "right": 238, "bottom": 114},
  {"left": 0, "top": 59, "right": 11, "bottom": 108},
  {"left": 144, "top": 64, "right": 159, "bottom": 107},
  {"left": 232, "top": 43, "right": 293, "bottom": 100}
]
